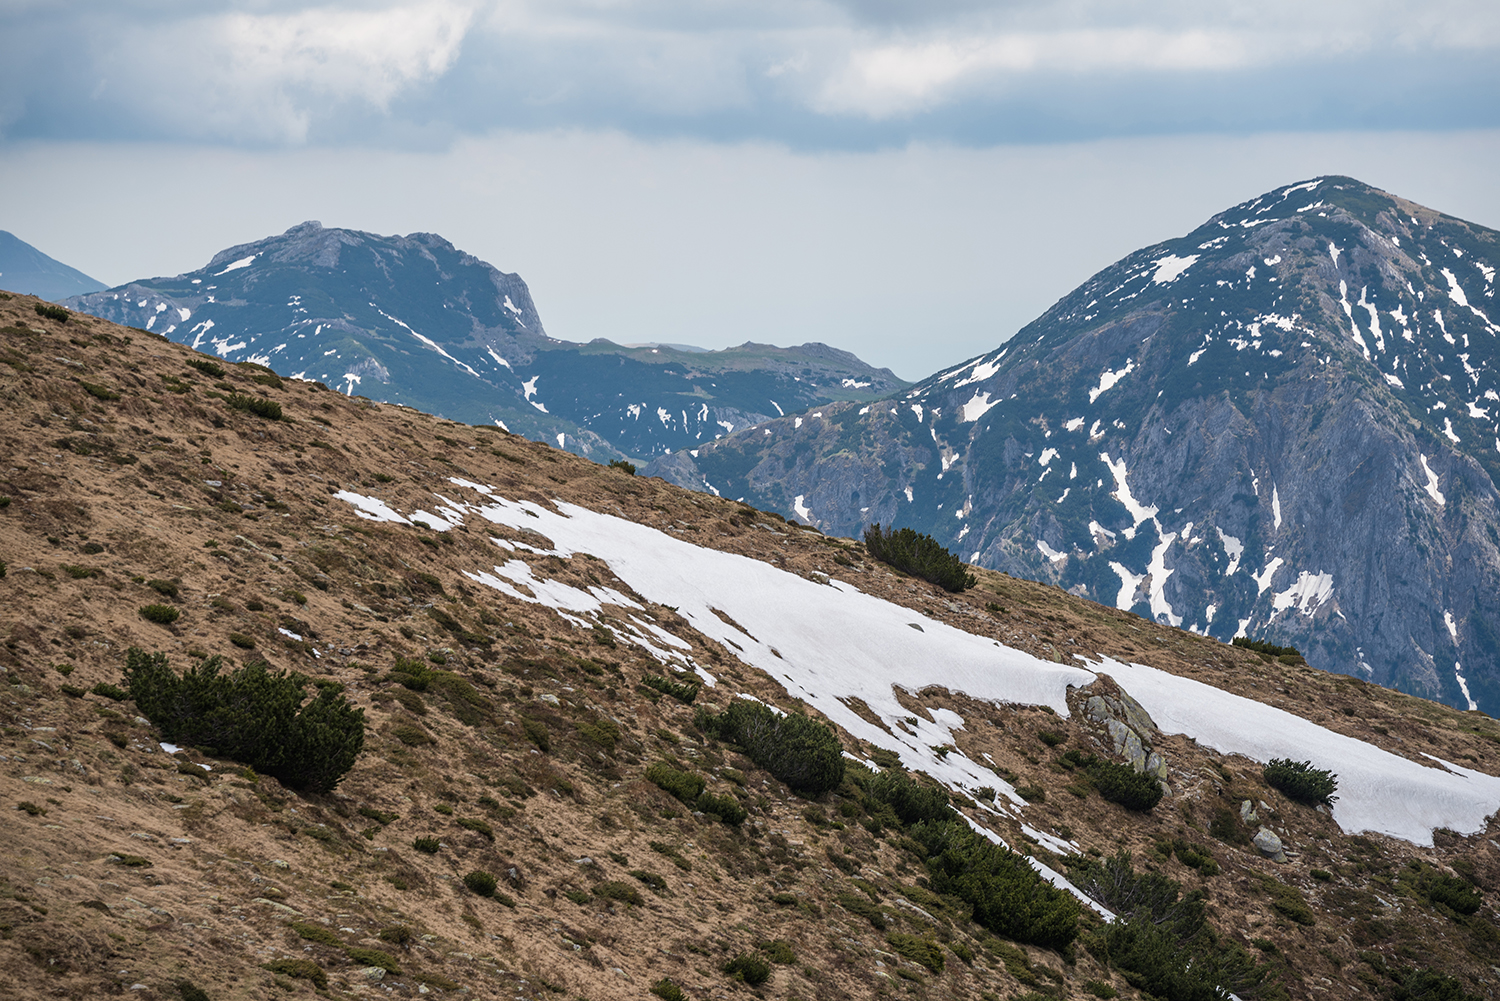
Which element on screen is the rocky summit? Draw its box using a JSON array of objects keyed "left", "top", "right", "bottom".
[
  {"left": 1, "top": 292, "right": 1499, "bottom": 1000},
  {"left": 61, "top": 222, "right": 904, "bottom": 462},
  {"left": 650, "top": 177, "right": 1500, "bottom": 717}
]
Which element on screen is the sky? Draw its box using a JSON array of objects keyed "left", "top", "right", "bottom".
[{"left": 3, "top": 1, "right": 1499, "bottom": 380}]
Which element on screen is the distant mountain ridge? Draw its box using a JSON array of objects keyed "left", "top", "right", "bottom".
[
  {"left": 0, "top": 230, "right": 106, "bottom": 300},
  {"left": 64, "top": 222, "right": 905, "bottom": 460},
  {"left": 648, "top": 176, "right": 1500, "bottom": 716}
]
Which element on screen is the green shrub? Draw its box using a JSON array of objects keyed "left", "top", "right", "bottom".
[
  {"left": 723, "top": 953, "right": 772, "bottom": 985},
  {"left": 1089, "top": 759, "right": 1163, "bottom": 811},
  {"left": 1209, "top": 805, "right": 1250, "bottom": 845},
  {"left": 1311, "top": 868, "right": 1332, "bottom": 882},
  {"left": 139, "top": 603, "right": 180, "bottom": 624},
  {"left": 886, "top": 932, "right": 944, "bottom": 973},
  {"left": 1038, "top": 729, "right": 1065, "bottom": 747},
  {"left": 642, "top": 673, "right": 700, "bottom": 704},
  {"left": 392, "top": 723, "right": 433, "bottom": 746},
  {"left": 1232, "top": 636, "right": 1303, "bottom": 659},
  {"left": 146, "top": 579, "right": 180, "bottom": 598},
  {"left": 695, "top": 790, "right": 748, "bottom": 825},
  {"left": 1073, "top": 852, "right": 1275, "bottom": 1001},
  {"left": 863, "top": 523, "right": 976, "bottom": 592},
  {"left": 35, "top": 302, "right": 71, "bottom": 322},
  {"left": 649, "top": 840, "right": 692, "bottom": 871},
  {"left": 122, "top": 647, "right": 365, "bottom": 793},
  {"left": 1083, "top": 981, "right": 1119, "bottom": 999},
  {"left": 377, "top": 925, "right": 413, "bottom": 946},
  {"left": 868, "top": 770, "right": 951, "bottom": 826},
  {"left": 758, "top": 939, "right": 796, "bottom": 964},
  {"left": 463, "top": 870, "right": 498, "bottom": 896},
  {"left": 698, "top": 699, "right": 844, "bottom": 795},
  {"left": 836, "top": 891, "right": 887, "bottom": 929},
  {"left": 909, "top": 820, "right": 1080, "bottom": 949},
  {"left": 389, "top": 655, "right": 431, "bottom": 691},
  {"left": 62, "top": 563, "right": 101, "bottom": 579},
  {"left": 650, "top": 979, "right": 686, "bottom": 1001},
  {"left": 608, "top": 459, "right": 636, "bottom": 475},
  {"left": 593, "top": 880, "right": 644, "bottom": 906},
  {"left": 91, "top": 682, "right": 129, "bottom": 701},
  {"left": 1425, "top": 874, "right": 1482, "bottom": 916},
  {"left": 345, "top": 946, "right": 401, "bottom": 974},
  {"left": 629, "top": 870, "right": 669, "bottom": 894},
  {"left": 175, "top": 980, "right": 210, "bottom": 1001},
  {"left": 288, "top": 920, "right": 342, "bottom": 946},
  {"left": 186, "top": 358, "right": 225, "bottom": 377},
  {"left": 1262, "top": 758, "right": 1338, "bottom": 807},
  {"left": 225, "top": 393, "right": 283, "bottom": 421},
  {"left": 17, "top": 800, "right": 46, "bottom": 816},
  {"left": 412, "top": 837, "right": 441, "bottom": 854},
  {"left": 78, "top": 380, "right": 120, "bottom": 401},
  {"left": 457, "top": 816, "right": 495, "bottom": 840},
  {"left": 359, "top": 806, "right": 399, "bottom": 825},
  {"left": 262, "top": 958, "right": 327, "bottom": 989},
  {"left": 645, "top": 761, "right": 706, "bottom": 803},
  {"left": 521, "top": 717, "right": 550, "bottom": 751},
  {"left": 1388, "top": 967, "right": 1483, "bottom": 1001},
  {"left": 228, "top": 632, "right": 256, "bottom": 649},
  {"left": 949, "top": 940, "right": 974, "bottom": 965}
]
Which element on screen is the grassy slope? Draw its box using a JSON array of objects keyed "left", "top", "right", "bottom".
[{"left": 0, "top": 293, "right": 1497, "bottom": 1001}]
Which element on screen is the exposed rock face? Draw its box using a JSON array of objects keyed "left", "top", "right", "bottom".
[
  {"left": 1253, "top": 827, "right": 1289, "bottom": 863},
  {"left": 64, "top": 223, "right": 904, "bottom": 461},
  {"left": 1082, "top": 689, "right": 1168, "bottom": 781},
  {"left": 653, "top": 177, "right": 1500, "bottom": 716}
]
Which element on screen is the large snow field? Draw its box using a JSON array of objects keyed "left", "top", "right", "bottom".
[{"left": 338, "top": 481, "right": 1500, "bottom": 849}]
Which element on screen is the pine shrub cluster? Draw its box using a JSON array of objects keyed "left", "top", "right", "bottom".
[
  {"left": 645, "top": 762, "right": 706, "bottom": 803},
  {"left": 121, "top": 647, "right": 364, "bottom": 793},
  {"left": 1262, "top": 758, "right": 1338, "bottom": 807},
  {"left": 697, "top": 700, "right": 844, "bottom": 795},
  {"left": 641, "top": 673, "right": 700, "bottom": 704},
  {"left": 1232, "top": 636, "right": 1304, "bottom": 660},
  {"left": 908, "top": 819, "right": 1081, "bottom": 949},
  {"left": 863, "top": 523, "right": 976, "bottom": 592},
  {"left": 1070, "top": 851, "right": 1277, "bottom": 1001}
]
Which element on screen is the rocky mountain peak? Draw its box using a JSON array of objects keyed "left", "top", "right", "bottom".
[{"left": 653, "top": 177, "right": 1500, "bottom": 715}]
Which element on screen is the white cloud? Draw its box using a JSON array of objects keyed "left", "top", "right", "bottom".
[
  {"left": 813, "top": 28, "right": 1259, "bottom": 118},
  {"left": 91, "top": 2, "right": 477, "bottom": 143}
]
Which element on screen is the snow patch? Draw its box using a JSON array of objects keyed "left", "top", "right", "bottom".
[
  {"left": 1036, "top": 541, "right": 1067, "bottom": 564},
  {"left": 214, "top": 255, "right": 256, "bottom": 276},
  {"left": 1419, "top": 454, "right": 1445, "bottom": 506},
  {"left": 1252, "top": 557, "right": 1284, "bottom": 596},
  {"left": 1270, "top": 571, "right": 1334, "bottom": 619},
  {"left": 1150, "top": 254, "right": 1199, "bottom": 285},
  {"left": 1089, "top": 359, "right": 1134, "bottom": 404}
]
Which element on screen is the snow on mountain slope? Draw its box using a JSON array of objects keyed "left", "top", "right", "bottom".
[
  {"left": 654, "top": 176, "right": 1500, "bottom": 717},
  {"left": 336, "top": 482, "right": 1500, "bottom": 849}
]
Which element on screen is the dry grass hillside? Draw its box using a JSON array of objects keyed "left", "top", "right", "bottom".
[{"left": 1, "top": 292, "right": 1498, "bottom": 1001}]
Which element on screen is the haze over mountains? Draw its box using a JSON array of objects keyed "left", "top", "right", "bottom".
[
  {"left": 649, "top": 177, "right": 1500, "bottom": 718},
  {"left": 0, "top": 230, "right": 106, "bottom": 301},
  {"left": 60, "top": 223, "right": 905, "bottom": 461}
]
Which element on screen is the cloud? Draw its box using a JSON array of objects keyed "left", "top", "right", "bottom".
[{"left": 1, "top": 0, "right": 1497, "bottom": 147}]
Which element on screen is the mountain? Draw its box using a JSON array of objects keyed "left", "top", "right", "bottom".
[
  {"left": 61, "top": 222, "right": 905, "bottom": 461},
  {"left": 2, "top": 296, "right": 1499, "bottom": 1000},
  {"left": 0, "top": 230, "right": 107, "bottom": 300},
  {"left": 646, "top": 177, "right": 1500, "bottom": 718}
]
